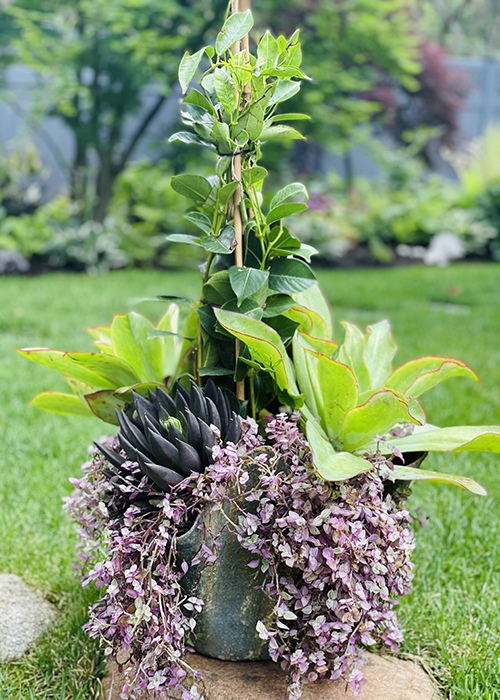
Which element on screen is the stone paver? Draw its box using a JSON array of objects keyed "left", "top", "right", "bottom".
[
  {"left": 103, "top": 651, "right": 440, "bottom": 700},
  {"left": 0, "top": 573, "right": 57, "bottom": 662}
]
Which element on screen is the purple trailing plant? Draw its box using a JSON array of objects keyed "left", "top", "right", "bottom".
[{"left": 65, "top": 413, "right": 415, "bottom": 699}]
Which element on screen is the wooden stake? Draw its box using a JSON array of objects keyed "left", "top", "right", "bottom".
[{"left": 230, "top": 0, "right": 251, "bottom": 402}]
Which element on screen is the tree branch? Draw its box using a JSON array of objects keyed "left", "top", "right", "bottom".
[{"left": 118, "top": 92, "right": 168, "bottom": 171}]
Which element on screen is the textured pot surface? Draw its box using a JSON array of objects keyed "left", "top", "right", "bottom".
[{"left": 177, "top": 460, "right": 272, "bottom": 661}]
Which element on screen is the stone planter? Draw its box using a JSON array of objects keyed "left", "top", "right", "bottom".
[{"left": 177, "top": 462, "right": 272, "bottom": 661}]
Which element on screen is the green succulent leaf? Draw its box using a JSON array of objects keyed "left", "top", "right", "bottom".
[
  {"left": 293, "top": 286, "right": 333, "bottom": 339},
  {"left": 303, "top": 348, "right": 358, "bottom": 440},
  {"left": 306, "top": 420, "right": 372, "bottom": 481},
  {"left": 268, "top": 258, "right": 316, "bottom": 294},
  {"left": 384, "top": 357, "right": 478, "bottom": 398},
  {"left": 85, "top": 389, "right": 125, "bottom": 425},
  {"left": 229, "top": 266, "right": 269, "bottom": 305},
  {"left": 178, "top": 47, "right": 206, "bottom": 94},
  {"left": 31, "top": 391, "right": 93, "bottom": 417},
  {"left": 283, "top": 304, "right": 329, "bottom": 339},
  {"left": 18, "top": 348, "right": 140, "bottom": 390},
  {"left": 382, "top": 425, "right": 500, "bottom": 455},
  {"left": 363, "top": 320, "right": 397, "bottom": 389},
  {"left": 389, "top": 465, "right": 487, "bottom": 497},
  {"left": 341, "top": 390, "right": 425, "bottom": 452},
  {"left": 170, "top": 174, "right": 212, "bottom": 202},
  {"left": 214, "top": 308, "right": 302, "bottom": 403},
  {"left": 215, "top": 10, "right": 253, "bottom": 55},
  {"left": 156, "top": 305, "right": 182, "bottom": 379},
  {"left": 297, "top": 332, "right": 338, "bottom": 357},
  {"left": 339, "top": 321, "right": 370, "bottom": 394},
  {"left": 111, "top": 313, "right": 164, "bottom": 383}
]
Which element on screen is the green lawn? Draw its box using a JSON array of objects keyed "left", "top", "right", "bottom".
[{"left": 1, "top": 263, "right": 499, "bottom": 698}]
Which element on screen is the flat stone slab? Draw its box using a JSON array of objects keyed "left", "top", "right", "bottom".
[
  {"left": 0, "top": 574, "right": 57, "bottom": 662},
  {"left": 103, "top": 651, "right": 439, "bottom": 700}
]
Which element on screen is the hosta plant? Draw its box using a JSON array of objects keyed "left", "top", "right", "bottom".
[{"left": 21, "top": 7, "right": 500, "bottom": 700}]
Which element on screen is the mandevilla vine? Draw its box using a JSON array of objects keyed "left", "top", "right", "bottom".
[{"left": 18, "top": 6, "right": 500, "bottom": 700}]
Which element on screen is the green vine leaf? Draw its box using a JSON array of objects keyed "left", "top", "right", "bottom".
[
  {"left": 270, "top": 183, "right": 309, "bottom": 211},
  {"left": 184, "top": 212, "right": 212, "bottom": 234},
  {"left": 201, "top": 226, "right": 236, "bottom": 254},
  {"left": 170, "top": 174, "right": 212, "bottom": 202},
  {"left": 218, "top": 181, "right": 240, "bottom": 208},
  {"left": 184, "top": 88, "right": 216, "bottom": 116},
  {"left": 260, "top": 125, "right": 305, "bottom": 142},
  {"left": 168, "top": 131, "right": 213, "bottom": 147},
  {"left": 268, "top": 258, "right": 316, "bottom": 293},
  {"left": 266, "top": 202, "right": 308, "bottom": 225},
  {"left": 268, "top": 79, "right": 301, "bottom": 106},
  {"left": 229, "top": 266, "right": 269, "bottom": 305},
  {"left": 164, "top": 234, "right": 202, "bottom": 246},
  {"left": 257, "top": 30, "right": 278, "bottom": 71},
  {"left": 213, "top": 67, "right": 238, "bottom": 116},
  {"left": 242, "top": 166, "right": 268, "bottom": 187},
  {"left": 178, "top": 47, "right": 205, "bottom": 94},
  {"left": 215, "top": 10, "right": 254, "bottom": 55}
]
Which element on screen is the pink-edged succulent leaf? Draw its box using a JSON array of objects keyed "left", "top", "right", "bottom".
[
  {"left": 86, "top": 382, "right": 160, "bottom": 425},
  {"left": 306, "top": 420, "right": 372, "bottom": 481},
  {"left": 363, "top": 320, "right": 397, "bottom": 389},
  {"left": 18, "top": 348, "right": 140, "bottom": 390},
  {"left": 338, "top": 321, "right": 371, "bottom": 394},
  {"left": 31, "top": 391, "right": 94, "bottom": 417},
  {"left": 214, "top": 308, "right": 303, "bottom": 405},
  {"left": 283, "top": 303, "right": 329, "bottom": 339},
  {"left": 383, "top": 425, "right": 500, "bottom": 454},
  {"left": 389, "top": 464, "right": 487, "bottom": 497},
  {"left": 383, "top": 356, "right": 478, "bottom": 398},
  {"left": 341, "top": 389, "right": 425, "bottom": 452},
  {"left": 302, "top": 345, "right": 358, "bottom": 440}
]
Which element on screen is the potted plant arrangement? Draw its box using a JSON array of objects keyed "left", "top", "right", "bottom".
[{"left": 20, "top": 7, "right": 500, "bottom": 700}]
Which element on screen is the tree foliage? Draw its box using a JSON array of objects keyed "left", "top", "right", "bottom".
[
  {"left": 3, "top": 0, "right": 226, "bottom": 220},
  {"left": 257, "top": 0, "right": 421, "bottom": 151}
]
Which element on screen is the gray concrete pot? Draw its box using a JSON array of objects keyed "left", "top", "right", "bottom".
[{"left": 177, "top": 456, "right": 273, "bottom": 662}]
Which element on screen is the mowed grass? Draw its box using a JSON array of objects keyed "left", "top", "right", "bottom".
[{"left": 0, "top": 262, "right": 499, "bottom": 698}]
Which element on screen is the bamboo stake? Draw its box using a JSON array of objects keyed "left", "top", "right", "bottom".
[{"left": 231, "top": 0, "right": 251, "bottom": 402}]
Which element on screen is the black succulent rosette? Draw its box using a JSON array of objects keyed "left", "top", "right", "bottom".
[{"left": 95, "top": 380, "right": 241, "bottom": 496}]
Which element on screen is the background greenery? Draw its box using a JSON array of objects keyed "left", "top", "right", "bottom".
[
  {"left": 0, "top": 263, "right": 499, "bottom": 698},
  {"left": 3, "top": 0, "right": 496, "bottom": 272}
]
